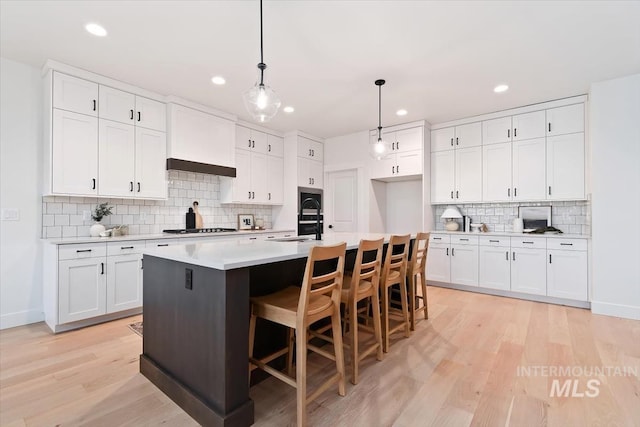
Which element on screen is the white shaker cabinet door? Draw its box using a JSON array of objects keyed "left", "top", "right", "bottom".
[
  {"left": 59, "top": 258, "right": 106, "bottom": 324},
  {"left": 510, "top": 247, "right": 547, "bottom": 296},
  {"left": 396, "top": 150, "right": 422, "bottom": 176},
  {"left": 430, "top": 150, "right": 455, "bottom": 203},
  {"left": 53, "top": 72, "right": 98, "bottom": 116},
  {"left": 483, "top": 142, "right": 512, "bottom": 202},
  {"left": 547, "top": 249, "right": 588, "bottom": 301},
  {"left": 135, "top": 127, "right": 167, "bottom": 199},
  {"left": 482, "top": 116, "right": 512, "bottom": 145},
  {"left": 426, "top": 244, "right": 451, "bottom": 283},
  {"left": 431, "top": 127, "right": 455, "bottom": 152},
  {"left": 52, "top": 109, "right": 99, "bottom": 195},
  {"left": 393, "top": 126, "right": 423, "bottom": 152},
  {"left": 455, "top": 146, "right": 482, "bottom": 202},
  {"left": 267, "top": 134, "right": 284, "bottom": 157},
  {"left": 267, "top": 155, "right": 284, "bottom": 204},
  {"left": 233, "top": 149, "right": 252, "bottom": 202},
  {"left": 450, "top": 244, "right": 479, "bottom": 286},
  {"left": 512, "top": 110, "right": 545, "bottom": 141},
  {"left": 479, "top": 246, "right": 511, "bottom": 290},
  {"left": 546, "top": 104, "right": 584, "bottom": 136},
  {"left": 250, "top": 152, "right": 268, "bottom": 203},
  {"left": 98, "top": 119, "right": 135, "bottom": 197},
  {"left": 106, "top": 254, "right": 143, "bottom": 313},
  {"left": 135, "top": 96, "right": 166, "bottom": 132},
  {"left": 512, "top": 138, "right": 546, "bottom": 201},
  {"left": 308, "top": 159, "right": 324, "bottom": 189},
  {"left": 546, "top": 133, "right": 585, "bottom": 200},
  {"left": 454, "top": 122, "right": 482, "bottom": 149},
  {"left": 99, "top": 86, "right": 135, "bottom": 125}
]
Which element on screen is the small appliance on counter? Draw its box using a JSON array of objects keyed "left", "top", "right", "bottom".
[
  {"left": 518, "top": 206, "right": 551, "bottom": 232},
  {"left": 462, "top": 216, "right": 471, "bottom": 232}
]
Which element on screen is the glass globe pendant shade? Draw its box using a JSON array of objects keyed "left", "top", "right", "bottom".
[
  {"left": 243, "top": 82, "right": 281, "bottom": 123},
  {"left": 370, "top": 136, "right": 391, "bottom": 160}
]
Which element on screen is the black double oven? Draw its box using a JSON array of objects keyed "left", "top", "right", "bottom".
[{"left": 298, "top": 187, "right": 323, "bottom": 237}]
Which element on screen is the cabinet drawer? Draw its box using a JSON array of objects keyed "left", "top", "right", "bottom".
[
  {"left": 479, "top": 236, "right": 510, "bottom": 247},
  {"left": 145, "top": 238, "right": 180, "bottom": 248},
  {"left": 107, "top": 241, "right": 146, "bottom": 256},
  {"left": 510, "top": 237, "right": 546, "bottom": 249},
  {"left": 451, "top": 235, "right": 478, "bottom": 245},
  {"left": 59, "top": 243, "right": 106, "bottom": 260},
  {"left": 429, "top": 234, "right": 450, "bottom": 244},
  {"left": 547, "top": 238, "right": 587, "bottom": 251}
]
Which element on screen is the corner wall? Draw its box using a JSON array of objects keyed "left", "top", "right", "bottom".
[
  {"left": 590, "top": 73, "right": 640, "bottom": 320},
  {"left": 0, "top": 57, "right": 44, "bottom": 329}
]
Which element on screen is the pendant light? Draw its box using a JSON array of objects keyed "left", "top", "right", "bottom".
[
  {"left": 243, "top": 0, "right": 281, "bottom": 123},
  {"left": 370, "top": 79, "right": 391, "bottom": 160}
]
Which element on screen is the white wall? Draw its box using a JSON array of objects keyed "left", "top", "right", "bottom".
[
  {"left": 1, "top": 57, "right": 44, "bottom": 329},
  {"left": 590, "top": 73, "right": 640, "bottom": 320},
  {"left": 386, "top": 180, "right": 423, "bottom": 234},
  {"left": 324, "top": 130, "right": 370, "bottom": 232}
]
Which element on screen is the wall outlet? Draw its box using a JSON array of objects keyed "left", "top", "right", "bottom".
[{"left": 82, "top": 210, "right": 91, "bottom": 221}]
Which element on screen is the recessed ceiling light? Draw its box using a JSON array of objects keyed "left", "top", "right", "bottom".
[
  {"left": 85, "top": 23, "right": 107, "bottom": 37},
  {"left": 283, "top": 106, "right": 295, "bottom": 113},
  {"left": 494, "top": 84, "right": 509, "bottom": 93},
  {"left": 211, "top": 76, "right": 226, "bottom": 85},
  {"left": 396, "top": 109, "right": 408, "bottom": 116}
]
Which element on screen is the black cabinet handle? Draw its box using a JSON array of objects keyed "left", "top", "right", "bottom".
[
  {"left": 548, "top": 186, "right": 552, "bottom": 195},
  {"left": 456, "top": 190, "right": 459, "bottom": 199},
  {"left": 311, "top": 149, "right": 314, "bottom": 156},
  {"left": 311, "top": 178, "right": 314, "bottom": 185},
  {"left": 248, "top": 191, "right": 251, "bottom": 199},
  {"left": 248, "top": 139, "right": 251, "bottom": 148},
  {"left": 514, "top": 188, "right": 517, "bottom": 197},
  {"left": 514, "top": 128, "right": 517, "bottom": 138},
  {"left": 249, "top": 237, "right": 257, "bottom": 240},
  {"left": 137, "top": 182, "right": 141, "bottom": 192},
  {"left": 452, "top": 247, "right": 455, "bottom": 256},
  {"left": 309, "top": 149, "right": 312, "bottom": 156},
  {"left": 268, "top": 144, "right": 271, "bottom": 152},
  {"left": 450, "top": 138, "right": 453, "bottom": 146},
  {"left": 309, "top": 178, "right": 312, "bottom": 185},
  {"left": 252, "top": 191, "right": 255, "bottom": 199},
  {"left": 121, "top": 246, "right": 134, "bottom": 250},
  {"left": 137, "top": 111, "right": 141, "bottom": 122},
  {"left": 92, "top": 178, "right": 96, "bottom": 190},
  {"left": 93, "top": 100, "right": 96, "bottom": 111},
  {"left": 523, "top": 241, "right": 534, "bottom": 244},
  {"left": 513, "top": 251, "right": 516, "bottom": 261},
  {"left": 507, "top": 129, "right": 510, "bottom": 138},
  {"left": 446, "top": 247, "right": 449, "bottom": 256},
  {"left": 489, "top": 239, "right": 499, "bottom": 242},
  {"left": 506, "top": 251, "right": 509, "bottom": 260},
  {"left": 548, "top": 123, "right": 551, "bottom": 132},
  {"left": 141, "top": 259, "right": 143, "bottom": 270},
  {"left": 268, "top": 192, "right": 271, "bottom": 200},
  {"left": 560, "top": 243, "right": 573, "bottom": 246},
  {"left": 130, "top": 109, "right": 134, "bottom": 120},
  {"left": 157, "top": 244, "right": 169, "bottom": 247},
  {"left": 460, "top": 238, "right": 469, "bottom": 241},
  {"left": 450, "top": 191, "right": 454, "bottom": 199},
  {"left": 130, "top": 181, "right": 133, "bottom": 192},
  {"left": 433, "top": 237, "right": 441, "bottom": 240},
  {"left": 396, "top": 142, "right": 399, "bottom": 150},
  {"left": 267, "top": 236, "right": 275, "bottom": 239},
  {"left": 100, "top": 262, "right": 104, "bottom": 275},
  {"left": 252, "top": 140, "right": 255, "bottom": 148},
  {"left": 508, "top": 188, "right": 511, "bottom": 197},
  {"left": 455, "top": 137, "right": 459, "bottom": 146},
  {"left": 76, "top": 249, "right": 92, "bottom": 253},
  {"left": 392, "top": 166, "right": 395, "bottom": 174},
  {"left": 549, "top": 254, "right": 552, "bottom": 264}
]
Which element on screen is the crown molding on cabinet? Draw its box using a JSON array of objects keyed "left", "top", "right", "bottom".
[
  {"left": 284, "top": 130, "right": 324, "bottom": 143},
  {"left": 431, "top": 95, "right": 588, "bottom": 130},
  {"left": 164, "top": 95, "right": 236, "bottom": 122},
  {"left": 369, "top": 119, "right": 429, "bottom": 136},
  {"left": 236, "top": 119, "right": 285, "bottom": 137}
]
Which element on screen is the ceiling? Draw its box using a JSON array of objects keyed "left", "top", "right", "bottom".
[{"left": 1, "top": 1, "right": 639, "bottom": 139}]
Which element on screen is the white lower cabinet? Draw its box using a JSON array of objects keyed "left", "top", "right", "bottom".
[
  {"left": 547, "top": 239, "right": 588, "bottom": 300},
  {"left": 59, "top": 257, "right": 106, "bottom": 324},
  {"left": 106, "top": 243, "right": 144, "bottom": 313},
  {"left": 479, "top": 237, "right": 511, "bottom": 290},
  {"left": 427, "top": 234, "right": 588, "bottom": 304}
]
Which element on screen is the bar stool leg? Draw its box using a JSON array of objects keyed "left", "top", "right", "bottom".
[
  {"left": 331, "top": 308, "right": 346, "bottom": 396},
  {"left": 381, "top": 285, "right": 390, "bottom": 353},
  {"left": 248, "top": 312, "right": 257, "bottom": 386},
  {"left": 295, "top": 327, "right": 307, "bottom": 427},
  {"left": 371, "top": 291, "right": 384, "bottom": 361},
  {"left": 399, "top": 281, "right": 411, "bottom": 338},
  {"left": 350, "top": 298, "right": 359, "bottom": 384}
]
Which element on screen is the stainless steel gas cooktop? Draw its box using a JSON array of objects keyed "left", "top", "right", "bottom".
[{"left": 162, "top": 228, "right": 237, "bottom": 234}]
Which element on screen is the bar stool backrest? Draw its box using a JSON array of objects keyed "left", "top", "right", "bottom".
[
  {"left": 349, "top": 238, "right": 384, "bottom": 301},
  {"left": 381, "top": 234, "right": 411, "bottom": 284}
]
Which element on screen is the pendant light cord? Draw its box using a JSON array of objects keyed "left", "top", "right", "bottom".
[
  {"left": 378, "top": 83, "right": 382, "bottom": 138},
  {"left": 259, "top": 0, "right": 265, "bottom": 85}
]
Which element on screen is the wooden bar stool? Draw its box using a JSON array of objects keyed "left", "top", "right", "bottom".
[
  {"left": 312, "top": 238, "right": 384, "bottom": 384},
  {"left": 248, "top": 242, "right": 347, "bottom": 427},
  {"left": 407, "top": 232, "right": 430, "bottom": 331},
  {"left": 380, "top": 234, "right": 411, "bottom": 353}
]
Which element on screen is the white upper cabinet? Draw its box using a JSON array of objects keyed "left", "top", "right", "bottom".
[
  {"left": 431, "top": 123, "right": 480, "bottom": 151},
  {"left": 52, "top": 109, "right": 98, "bottom": 195},
  {"left": 512, "top": 138, "right": 546, "bottom": 201},
  {"left": 298, "top": 136, "right": 323, "bottom": 162},
  {"left": 547, "top": 133, "right": 585, "bottom": 200},
  {"left": 298, "top": 157, "right": 324, "bottom": 189},
  {"left": 267, "top": 134, "right": 284, "bottom": 157},
  {"left": 267, "top": 156, "right": 284, "bottom": 204},
  {"left": 430, "top": 150, "right": 455, "bottom": 203},
  {"left": 168, "top": 104, "right": 235, "bottom": 168},
  {"left": 99, "top": 86, "right": 135, "bottom": 124},
  {"left": 546, "top": 104, "right": 584, "bottom": 136},
  {"left": 53, "top": 72, "right": 98, "bottom": 116},
  {"left": 98, "top": 119, "right": 136, "bottom": 197},
  {"left": 135, "top": 127, "right": 167, "bottom": 199},
  {"left": 512, "top": 110, "right": 545, "bottom": 141},
  {"left": 236, "top": 125, "right": 268, "bottom": 154},
  {"left": 135, "top": 96, "right": 166, "bottom": 131},
  {"left": 454, "top": 146, "right": 482, "bottom": 202},
  {"left": 482, "top": 116, "right": 512, "bottom": 145},
  {"left": 482, "top": 142, "right": 512, "bottom": 202},
  {"left": 384, "top": 126, "right": 423, "bottom": 153}
]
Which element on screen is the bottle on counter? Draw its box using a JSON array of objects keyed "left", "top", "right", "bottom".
[{"left": 186, "top": 207, "right": 196, "bottom": 229}]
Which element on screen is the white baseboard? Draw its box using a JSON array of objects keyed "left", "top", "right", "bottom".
[
  {"left": 590, "top": 301, "right": 640, "bottom": 320},
  {"left": 0, "top": 309, "right": 44, "bottom": 330}
]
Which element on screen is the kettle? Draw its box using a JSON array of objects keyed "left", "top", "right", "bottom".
[{"left": 513, "top": 217, "right": 524, "bottom": 233}]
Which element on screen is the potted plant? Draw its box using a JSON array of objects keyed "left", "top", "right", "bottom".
[{"left": 90, "top": 202, "right": 113, "bottom": 237}]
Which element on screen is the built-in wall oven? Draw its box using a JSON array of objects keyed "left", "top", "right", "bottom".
[{"left": 298, "top": 187, "right": 323, "bottom": 236}]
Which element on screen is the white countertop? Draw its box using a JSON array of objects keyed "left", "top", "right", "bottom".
[
  {"left": 43, "top": 229, "right": 296, "bottom": 245},
  {"left": 143, "top": 232, "right": 393, "bottom": 270},
  {"left": 429, "top": 230, "right": 590, "bottom": 239}
]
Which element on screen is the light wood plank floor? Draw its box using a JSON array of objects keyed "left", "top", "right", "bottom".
[{"left": 1, "top": 287, "right": 639, "bottom": 426}]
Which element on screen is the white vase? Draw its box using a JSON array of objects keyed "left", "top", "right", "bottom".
[{"left": 90, "top": 222, "right": 105, "bottom": 237}]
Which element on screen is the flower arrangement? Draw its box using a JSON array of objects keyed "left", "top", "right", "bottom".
[{"left": 92, "top": 202, "right": 113, "bottom": 222}]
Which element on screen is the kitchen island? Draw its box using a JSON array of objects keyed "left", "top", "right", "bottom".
[{"left": 140, "top": 232, "right": 392, "bottom": 427}]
